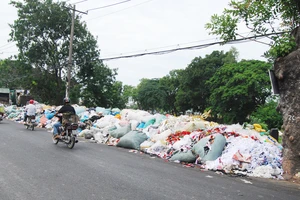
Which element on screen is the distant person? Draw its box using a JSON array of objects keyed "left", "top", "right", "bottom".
[{"left": 24, "top": 99, "right": 36, "bottom": 124}]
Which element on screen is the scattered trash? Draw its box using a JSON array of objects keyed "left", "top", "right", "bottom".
[
  {"left": 240, "top": 179, "right": 253, "bottom": 184},
  {"left": 5, "top": 106, "right": 284, "bottom": 180}
]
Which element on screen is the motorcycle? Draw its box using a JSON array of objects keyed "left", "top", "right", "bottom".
[
  {"left": 0, "top": 105, "right": 4, "bottom": 122},
  {"left": 24, "top": 115, "right": 37, "bottom": 131},
  {"left": 52, "top": 113, "right": 79, "bottom": 149},
  {"left": 0, "top": 113, "right": 3, "bottom": 122}
]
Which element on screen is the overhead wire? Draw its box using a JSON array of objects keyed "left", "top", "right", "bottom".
[
  {"left": 0, "top": 44, "right": 16, "bottom": 51},
  {"left": 86, "top": 0, "right": 131, "bottom": 12},
  {"left": 87, "top": 0, "right": 155, "bottom": 21},
  {"left": 0, "top": 41, "right": 14, "bottom": 49},
  {"left": 73, "top": 0, "right": 88, "bottom": 5},
  {"left": 102, "top": 37, "right": 219, "bottom": 58},
  {"left": 99, "top": 32, "right": 283, "bottom": 61}
]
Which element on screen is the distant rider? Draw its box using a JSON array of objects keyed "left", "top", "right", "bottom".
[
  {"left": 24, "top": 100, "right": 36, "bottom": 124},
  {"left": 53, "top": 97, "right": 76, "bottom": 139}
]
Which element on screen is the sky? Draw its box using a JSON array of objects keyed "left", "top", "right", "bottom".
[{"left": 0, "top": 0, "right": 271, "bottom": 86}]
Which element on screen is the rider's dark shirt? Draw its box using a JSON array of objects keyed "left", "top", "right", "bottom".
[
  {"left": 58, "top": 104, "right": 76, "bottom": 114},
  {"left": 57, "top": 104, "right": 76, "bottom": 123}
]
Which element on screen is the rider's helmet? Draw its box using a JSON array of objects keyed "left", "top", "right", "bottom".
[
  {"left": 29, "top": 99, "right": 34, "bottom": 104},
  {"left": 63, "top": 97, "right": 70, "bottom": 105}
]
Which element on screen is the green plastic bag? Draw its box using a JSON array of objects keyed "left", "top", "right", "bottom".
[
  {"left": 169, "top": 150, "right": 197, "bottom": 163},
  {"left": 116, "top": 130, "right": 148, "bottom": 150},
  {"left": 192, "top": 134, "right": 226, "bottom": 162}
]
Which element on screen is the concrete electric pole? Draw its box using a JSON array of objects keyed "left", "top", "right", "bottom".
[
  {"left": 66, "top": 5, "right": 75, "bottom": 99},
  {"left": 65, "top": 5, "right": 87, "bottom": 99}
]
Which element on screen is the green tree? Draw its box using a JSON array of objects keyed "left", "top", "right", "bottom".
[
  {"left": 9, "top": 0, "right": 116, "bottom": 105},
  {"left": 0, "top": 59, "right": 26, "bottom": 89},
  {"left": 205, "top": 0, "right": 299, "bottom": 59},
  {"left": 250, "top": 98, "right": 283, "bottom": 130},
  {"left": 176, "top": 50, "right": 237, "bottom": 113},
  {"left": 122, "top": 85, "right": 137, "bottom": 108},
  {"left": 159, "top": 70, "right": 182, "bottom": 115},
  {"left": 78, "top": 60, "right": 117, "bottom": 108},
  {"left": 205, "top": 0, "right": 300, "bottom": 178},
  {"left": 136, "top": 78, "right": 166, "bottom": 112},
  {"left": 208, "top": 60, "right": 272, "bottom": 124},
  {"left": 108, "top": 81, "right": 126, "bottom": 109}
]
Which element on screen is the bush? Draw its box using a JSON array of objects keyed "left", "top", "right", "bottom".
[{"left": 250, "top": 100, "right": 283, "bottom": 130}]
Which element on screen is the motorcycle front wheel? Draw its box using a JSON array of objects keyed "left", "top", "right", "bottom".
[{"left": 67, "top": 136, "right": 75, "bottom": 149}]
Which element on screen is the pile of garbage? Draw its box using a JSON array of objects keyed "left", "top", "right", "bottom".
[{"left": 3, "top": 103, "right": 283, "bottom": 179}]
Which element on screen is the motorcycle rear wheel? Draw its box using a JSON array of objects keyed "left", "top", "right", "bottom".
[
  {"left": 67, "top": 136, "right": 75, "bottom": 149},
  {"left": 52, "top": 137, "right": 59, "bottom": 145}
]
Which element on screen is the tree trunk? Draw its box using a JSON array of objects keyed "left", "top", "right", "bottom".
[{"left": 274, "top": 26, "right": 300, "bottom": 179}]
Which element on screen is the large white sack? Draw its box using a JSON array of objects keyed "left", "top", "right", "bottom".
[
  {"left": 94, "top": 115, "right": 119, "bottom": 128},
  {"left": 140, "top": 140, "right": 155, "bottom": 150},
  {"left": 78, "top": 129, "right": 93, "bottom": 137},
  {"left": 95, "top": 120, "right": 111, "bottom": 128},
  {"left": 130, "top": 120, "right": 139, "bottom": 130},
  {"left": 151, "top": 129, "right": 172, "bottom": 142},
  {"left": 141, "top": 115, "right": 155, "bottom": 123},
  {"left": 181, "top": 121, "right": 210, "bottom": 132},
  {"left": 126, "top": 110, "right": 141, "bottom": 122},
  {"left": 144, "top": 127, "right": 159, "bottom": 138},
  {"left": 172, "top": 135, "right": 192, "bottom": 150}
]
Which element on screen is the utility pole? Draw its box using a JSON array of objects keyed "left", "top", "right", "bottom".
[
  {"left": 66, "top": 5, "right": 75, "bottom": 99},
  {"left": 65, "top": 5, "right": 87, "bottom": 99}
]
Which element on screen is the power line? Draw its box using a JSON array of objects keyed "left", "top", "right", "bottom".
[
  {"left": 102, "top": 38, "right": 220, "bottom": 58},
  {"left": 73, "top": 0, "right": 88, "bottom": 5},
  {"left": 87, "top": 0, "right": 155, "bottom": 21},
  {"left": 100, "top": 32, "right": 283, "bottom": 61},
  {"left": 0, "top": 44, "right": 16, "bottom": 50},
  {"left": 0, "top": 42, "right": 14, "bottom": 49},
  {"left": 87, "top": 0, "right": 131, "bottom": 12}
]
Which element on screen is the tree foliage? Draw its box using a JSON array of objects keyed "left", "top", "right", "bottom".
[
  {"left": 9, "top": 0, "right": 116, "bottom": 106},
  {"left": 159, "top": 70, "right": 182, "bottom": 115},
  {"left": 0, "top": 59, "right": 26, "bottom": 89},
  {"left": 205, "top": 0, "right": 300, "bottom": 59},
  {"left": 122, "top": 85, "right": 138, "bottom": 109},
  {"left": 136, "top": 78, "right": 166, "bottom": 112},
  {"left": 207, "top": 60, "right": 272, "bottom": 124},
  {"left": 250, "top": 98, "right": 283, "bottom": 130},
  {"left": 176, "top": 49, "right": 238, "bottom": 113},
  {"left": 107, "top": 81, "right": 126, "bottom": 109}
]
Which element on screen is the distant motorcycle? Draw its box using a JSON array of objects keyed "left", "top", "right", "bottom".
[
  {"left": 0, "top": 105, "right": 4, "bottom": 122},
  {"left": 0, "top": 113, "right": 3, "bottom": 122},
  {"left": 24, "top": 115, "right": 37, "bottom": 131},
  {"left": 52, "top": 113, "right": 79, "bottom": 149}
]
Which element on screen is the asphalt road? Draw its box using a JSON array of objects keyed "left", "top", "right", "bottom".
[{"left": 0, "top": 119, "right": 299, "bottom": 200}]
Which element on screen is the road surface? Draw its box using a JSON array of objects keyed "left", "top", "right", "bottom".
[{"left": 0, "top": 119, "right": 299, "bottom": 200}]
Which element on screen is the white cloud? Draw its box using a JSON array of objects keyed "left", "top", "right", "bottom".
[{"left": 0, "top": 0, "right": 271, "bottom": 86}]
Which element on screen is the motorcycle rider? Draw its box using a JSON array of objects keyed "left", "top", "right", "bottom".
[
  {"left": 0, "top": 103, "right": 5, "bottom": 121},
  {"left": 53, "top": 97, "right": 76, "bottom": 139},
  {"left": 24, "top": 100, "right": 36, "bottom": 125}
]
